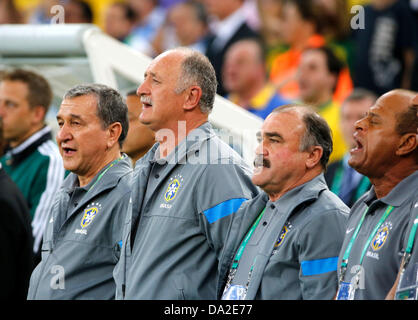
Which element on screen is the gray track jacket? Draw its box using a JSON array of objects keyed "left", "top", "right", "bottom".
[
  {"left": 113, "top": 122, "right": 259, "bottom": 299},
  {"left": 27, "top": 155, "right": 132, "bottom": 299},
  {"left": 219, "top": 174, "right": 349, "bottom": 299}
]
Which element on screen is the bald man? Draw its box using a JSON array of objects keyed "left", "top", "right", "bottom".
[{"left": 336, "top": 89, "right": 418, "bottom": 300}]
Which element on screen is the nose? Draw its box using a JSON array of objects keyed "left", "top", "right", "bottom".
[
  {"left": 354, "top": 116, "right": 367, "bottom": 132},
  {"left": 137, "top": 79, "right": 149, "bottom": 97},
  {"left": 56, "top": 122, "right": 72, "bottom": 144},
  {"left": 255, "top": 140, "right": 267, "bottom": 156}
]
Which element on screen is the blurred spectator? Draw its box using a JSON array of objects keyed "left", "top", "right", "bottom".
[
  {"left": 0, "top": 0, "right": 23, "bottom": 24},
  {"left": 269, "top": 0, "right": 353, "bottom": 103},
  {"left": 269, "top": 0, "right": 325, "bottom": 100},
  {"left": 256, "top": 0, "right": 287, "bottom": 69},
  {"left": 352, "top": 0, "right": 416, "bottom": 96},
  {"left": 223, "top": 39, "right": 288, "bottom": 119},
  {"left": 314, "top": 0, "right": 354, "bottom": 72},
  {"left": 125, "top": 0, "right": 166, "bottom": 56},
  {"left": 152, "top": 0, "right": 210, "bottom": 55},
  {"left": 0, "top": 117, "right": 34, "bottom": 300},
  {"left": 64, "top": 0, "right": 93, "bottom": 23},
  {"left": 406, "top": 0, "right": 418, "bottom": 91},
  {"left": 203, "top": 0, "right": 260, "bottom": 96},
  {"left": 104, "top": 2, "right": 137, "bottom": 43},
  {"left": 0, "top": 69, "right": 65, "bottom": 265},
  {"left": 297, "top": 46, "right": 348, "bottom": 163},
  {"left": 122, "top": 90, "right": 155, "bottom": 166},
  {"left": 325, "top": 88, "right": 376, "bottom": 207}
]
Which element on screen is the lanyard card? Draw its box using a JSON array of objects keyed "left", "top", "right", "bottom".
[
  {"left": 395, "top": 262, "right": 418, "bottom": 300},
  {"left": 222, "top": 284, "right": 247, "bottom": 300},
  {"left": 336, "top": 281, "right": 355, "bottom": 300}
]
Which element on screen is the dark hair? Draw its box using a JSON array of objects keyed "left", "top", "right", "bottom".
[
  {"left": 185, "top": 0, "right": 208, "bottom": 26},
  {"left": 283, "top": 0, "right": 323, "bottom": 33},
  {"left": 112, "top": 2, "right": 137, "bottom": 22},
  {"left": 70, "top": 0, "right": 93, "bottom": 23},
  {"left": 304, "top": 46, "right": 344, "bottom": 91},
  {"left": 272, "top": 104, "right": 333, "bottom": 169},
  {"left": 0, "top": 69, "right": 53, "bottom": 114},
  {"left": 63, "top": 84, "right": 129, "bottom": 147},
  {"left": 396, "top": 104, "right": 418, "bottom": 136}
]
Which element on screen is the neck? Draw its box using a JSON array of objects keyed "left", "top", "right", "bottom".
[
  {"left": 129, "top": 143, "right": 155, "bottom": 166},
  {"left": 267, "top": 169, "right": 321, "bottom": 202},
  {"left": 304, "top": 93, "right": 332, "bottom": 110},
  {"left": 157, "top": 117, "right": 207, "bottom": 158},
  {"left": 370, "top": 164, "right": 418, "bottom": 199},
  {"left": 9, "top": 124, "right": 44, "bottom": 148},
  {"left": 78, "top": 149, "right": 122, "bottom": 188},
  {"left": 235, "top": 80, "right": 265, "bottom": 108}
]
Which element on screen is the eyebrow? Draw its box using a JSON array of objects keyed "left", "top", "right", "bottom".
[
  {"left": 265, "top": 131, "right": 283, "bottom": 139},
  {"left": 56, "top": 113, "right": 83, "bottom": 121},
  {"left": 367, "top": 112, "right": 381, "bottom": 119},
  {"left": 257, "top": 131, "right": 284, "bottom": 140},
  {"left": 144, "top": 71, "right": 158, "bottom": 79}
]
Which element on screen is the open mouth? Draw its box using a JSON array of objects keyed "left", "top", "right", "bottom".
[
  {"left": 61, "top": 146, "right": 77, "bottom": 156},
  {"left": 141, "top": 96, "right": 153, "bottom": 108},
  {"left": 350, "top": 137, "right": 363, "bottom": 153}
]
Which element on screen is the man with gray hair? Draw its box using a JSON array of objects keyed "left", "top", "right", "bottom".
[
  {"left": 27, "top": 84, "right": 133, "bottom": 299},
  {"left": 113, "top": 47, "right": 258, "bottom": 299},
  {"left": 220, "top": 105, "right": 349, "bottom": 300}
]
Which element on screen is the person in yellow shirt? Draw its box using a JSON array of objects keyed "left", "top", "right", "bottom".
[{"left": 297, "top": 46, "right": 350, "bottom": 163}]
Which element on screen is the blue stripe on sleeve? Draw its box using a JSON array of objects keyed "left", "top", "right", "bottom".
[
  {"left": 203, "top": 198, "right": 247, "bottom": 224},
  {"left": 301, "top": 256, "right": 338, "bottom": 276}
]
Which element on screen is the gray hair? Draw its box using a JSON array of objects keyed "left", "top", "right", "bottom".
[
  {"left": 272, "top": 104, "right": 333, "bottom": 169},
  {"left": 63, "top": 84, "right": 129, "bottom": 147},
  {"left": 173, "top": 48, "right": 217, "bottom": 114}
]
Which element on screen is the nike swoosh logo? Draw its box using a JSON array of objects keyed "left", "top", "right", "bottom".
[{"left": 346, "top": 227, "right": 355, "bottom": 234}]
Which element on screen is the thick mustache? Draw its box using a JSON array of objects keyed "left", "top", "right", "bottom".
[{"left": 254, "top": 155, "right": 270, "bottom": 168}]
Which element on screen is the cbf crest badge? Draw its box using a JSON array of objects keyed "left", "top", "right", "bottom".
[
  {"left": 164, "top": 174, "right": 184, "bottom": 202},
  {"left": 80, "top": 202, "right": 102, "bottom": 228},
  {"left": 275, "top": 225, "right": 289, "bottom": 248},
  {"left": 371, "top": 225, "right": 390, "bottom": 251}
]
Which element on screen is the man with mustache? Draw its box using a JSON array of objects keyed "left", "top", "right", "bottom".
[
  {"left": 336, "top": 89, "right": 418, "bottom": 300},
  {"left": 220, "top": 105, "right": 349, "bottom": 300},
  {"left": 113, "top": 47, "right": 258, "bottom": 299}
]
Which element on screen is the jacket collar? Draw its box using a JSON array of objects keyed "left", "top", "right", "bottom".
[
  {"left": 63, "top": 153, "right": 132, "bottom": 198},
  {"left": 364, "top": 170, "right": 418, "bottom": 208},
  {"left": 149, "top": 122, "right": 215, "bottom": 166},
  {"left": 4, "top": 126, "right": 52, "bottom": 166}
]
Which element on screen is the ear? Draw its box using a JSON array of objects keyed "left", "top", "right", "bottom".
[
  {"left": 31, "top": 105, "right": 46, "bottom": 124},
  {"left": 411, "top": 94, "right": 418, "bottom": 105},
  {"left": 396, "top": 133, "right": 417, "bottom": 156},
  {"left": 305, "top": 146, "right": 323, "bottom": 169},
  {"left": 183, "top": 86, "right": 202, "bottom": 111},
  {"left": 106, "top": 122, "right": 122, "bottom": 149}
]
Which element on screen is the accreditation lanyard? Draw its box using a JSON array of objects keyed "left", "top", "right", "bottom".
[
  {"left": 340, "top": 205, "right": 395, "bottom": 281},
  {"left": 224, "top": 206, "right": 266, "bottom": 292},
  {"left": 231, "top": 207, "right": 266, "bottom": 270},
  {"left": 403, "top": 216, "right": 418, "bottom": 267}
]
